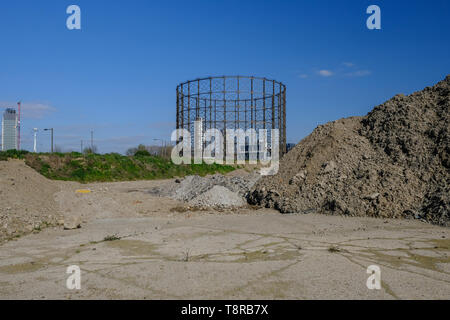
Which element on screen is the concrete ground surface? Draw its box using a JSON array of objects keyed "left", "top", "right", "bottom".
[
  {"left": 0, "top": 162, "right": 449, "bottom": 299},
  {"left": 1, "top": 205, "right": 449, "bottom": 299}
]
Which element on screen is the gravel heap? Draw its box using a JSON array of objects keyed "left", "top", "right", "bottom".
[
  {"left": 150, "top": 172, "right": 261, "bottom": 209},
  {"left": 248, "top": 75, "right": 449, "bottom": 226},
  {"left": 190, "top": 185, "right": 247, "bottom": 209}
]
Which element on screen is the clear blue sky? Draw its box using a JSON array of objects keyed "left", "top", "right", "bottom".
[{"left": 1, "top": 0, "right": 449, "bottom": 153}]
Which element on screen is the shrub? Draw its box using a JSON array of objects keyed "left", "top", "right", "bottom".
[{"left": 134, "top": 149, "right": 151, "bottom": 157}]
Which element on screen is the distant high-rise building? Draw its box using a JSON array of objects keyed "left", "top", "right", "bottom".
[{"left": 1, "top": 108, "right": 18, "bottom": 151}]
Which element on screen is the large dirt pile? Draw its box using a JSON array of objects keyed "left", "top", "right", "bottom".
[
  {"left": 0, "top": 160, "right": 62, "bottom": 242},
  {"left": 248, "top": 75, "right": 449, "bottom": 226}
]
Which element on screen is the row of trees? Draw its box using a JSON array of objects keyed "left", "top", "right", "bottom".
[
  {"left": 14, "top": 142, "right": 171, "bottom": 158},
  {"left": 126, "top": 144, "right": 173, "bottom": 159},
  {"left": 49, "top": 145, "right": 98, "bottom": 154}
]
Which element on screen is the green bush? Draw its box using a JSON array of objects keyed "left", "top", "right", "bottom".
[
  {"left": 134, "top": 149, "right": 151, "bottom": 157},
  {"left": 14, "top": 152, "right": 236, "bottom": 183},
  {"left": 0, "top": 149, "right": 29, "bottom": 160}
]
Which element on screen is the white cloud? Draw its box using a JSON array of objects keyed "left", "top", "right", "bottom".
[
  {"left": 318, "top": 70, "right": 334, "bottom": 77},
  {"left": 345, "top": 70, "right": 371, "bottom": 77},
  {"left": 298, "top": 74, "right": 308, "bottom": 79},
  {"left": 0, "top": 102, "right": 56, "bottom": 119},
  {"left": 22, "top": 103, "right": 56, "bottom": 119},
  {"left": 342, "top": 62, "right": 355, "bottom": 67}
]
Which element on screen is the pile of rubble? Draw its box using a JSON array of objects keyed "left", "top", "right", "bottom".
[
  {"left": 189, "top": 185, "right": 247, "bottom": 209},
  {"left": 150, "top": 171, "right": 261, "bottom": 209},
  {"left": 248, "top": 75, "right": 449, "bottom": 226}
]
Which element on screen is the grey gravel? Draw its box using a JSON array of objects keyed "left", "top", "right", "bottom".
[
  {"left": 149, "top": 172, "right": 261, "bottom": 209},
  {"left": 190, "top": 185, "right": 247, "bottom": 208}
]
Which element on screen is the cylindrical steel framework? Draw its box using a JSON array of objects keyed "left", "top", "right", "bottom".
[{"left": 176, "top": 76, "right": 286, "bottom": 157}]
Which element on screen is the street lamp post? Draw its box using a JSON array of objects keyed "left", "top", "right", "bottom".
[
  {"left": 153, "top": 138, "right": 164, "bottom": 157},
  {"left": 44, "top": 128, "right": 54, "bottom": 153}
]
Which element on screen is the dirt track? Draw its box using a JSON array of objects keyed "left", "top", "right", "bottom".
[{"left": 0, "top": 160, "right": 449, "bottom": 299}]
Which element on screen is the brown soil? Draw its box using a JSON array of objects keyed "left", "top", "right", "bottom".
[
  {"left": 248, "top": 75, "right": 449, "bottom": 226},
  {"left": 0, "top": 159, "right": 259, "bottom": 243},
  {"left": 0, "top": 159, "right": 62, "bottom": 241}
]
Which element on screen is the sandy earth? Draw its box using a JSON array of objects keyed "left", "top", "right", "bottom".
[{"left": 0, "top": 160, "right": 449, "bottom": 299}]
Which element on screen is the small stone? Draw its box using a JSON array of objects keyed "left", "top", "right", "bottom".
[
  {"left": 364, "top": 193, "right": 380, "bottom": 200},
  {"left": 64, "top": 217, "right": 81, "bottom": 230},
  {"left": 290, "top": 170, "right": 307, "bottom": 184},
  {"left": 322, "top": 161, "right": 337, "bottom": 173},
  {"left": 269, "top": 190, "right": 280, "bottom": 197}
]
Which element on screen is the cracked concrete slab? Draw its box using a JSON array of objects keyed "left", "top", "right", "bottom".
[{"left": 0, "top": 213, "right": 449, "bottom": 299}]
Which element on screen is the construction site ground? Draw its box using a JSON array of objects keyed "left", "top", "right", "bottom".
[{"left": 0, "top": 160, "right": 449, "bottom": 299}]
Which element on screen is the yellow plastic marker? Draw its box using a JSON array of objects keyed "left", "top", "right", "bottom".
[{"left": 75, "top": 189, "right": 91, "bottom": 194}]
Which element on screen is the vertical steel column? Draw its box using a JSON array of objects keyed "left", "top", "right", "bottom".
[
  {"left": 209, "top": 78, "right": 212, "bottom": 130},
  {"left": 180, "top": 84, "right": 184, "bottom": 130},
  {"left": 272, "top": 80, "right": 275, "bottom": 130},
  {"left": 223, "top": 76, "right": 227, "bottom": 159},
  {"left": 234, "top": 100, "right": 239, "bottom": 129},
  {"left": 187, "top": 82, "right": 190, "bottom": 131},
  {"left": 278, "top": 83, "right": 282, "bottom": 157},
  {"left": 176, "top": 86, "right": 179, "bottom": 129},
  {"left": 278, "top": 83, "right": 282, "bottom": 131},
  {"left": 263, "top": 79, "right": 266, "bottom": 129},
  {"left": 283, "top": 86, "right": 287, "bottom": 154},
  {"left": 196, "top": 79, "right": 200, "bottom": 120},
  {"left": 236, "top": 77, "right": 239, "bottom": 130},
  {"left": 244, "top": 100, "right": 247, "bottom": 131},
  {"left": 204, "top": 99, "right": 207, "bottom": 133},
  {"left": 251, "top": 77, "right": 254, "bottom": 129},
  {"left": 214, "top": 100, "right": 217, "bottom": 130}
]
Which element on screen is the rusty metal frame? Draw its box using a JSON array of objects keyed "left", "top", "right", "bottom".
[{"left": 176, "top": 76, "right": 286, "bottom": 157}]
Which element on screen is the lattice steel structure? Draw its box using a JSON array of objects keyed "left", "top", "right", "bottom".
[{"left": 176, "top": 76, "right": 286, "bottom": 157}]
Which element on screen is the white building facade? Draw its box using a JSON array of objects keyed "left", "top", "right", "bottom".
[{"left": 1, "top": 108, "right": 18, "bottom": 151}]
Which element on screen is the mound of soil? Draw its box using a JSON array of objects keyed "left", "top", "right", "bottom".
[
  {"left": 248, "top": 75, "right": 449, "bottom": 226},
  {"left": 0, "top": 160, "right": 62, "bottom": 242}
]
